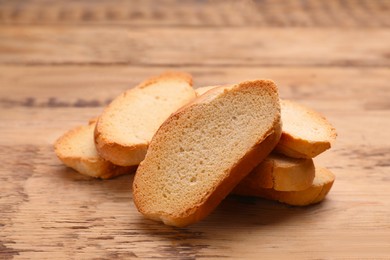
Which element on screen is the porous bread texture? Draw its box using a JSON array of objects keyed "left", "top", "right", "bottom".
[
  {"left": 275, "top": 100, "right": 337, "bottom": 158},
  {"left": 235, "top": 153, "right": 315, "bottom": 192},
  {"left": 54, "top": 122, "right": 134, "bottom": 179},
  {"left": 234, "top": 167, "right": 335, "bottom": 206},
  {"left": 133, "top": 80, "right": 282, "bottom": 227},
  {"left": 95, "top": 72, "right": 196, "bottom": 166}
]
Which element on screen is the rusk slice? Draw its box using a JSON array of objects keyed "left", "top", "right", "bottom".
[
  {"left": 235, "top": 153, "right": 315, "bottom": 192},
  {"left": 275, "top": 100, "right": 337, "bottom": 158},
  {"left": 95, "top": 72, "right": 196, "bottom": 166},
  {"left": 234, "top": 167, "right": 335, "bottom": 206},
  {"left": 198, "top": 88, "right": 337, "bottom": 159},
  {"left": 133, "top": 80, "right": 282, "bottom": 227},
  {"left": 54, "top": 122, "right": 134, "bottom": 179}
]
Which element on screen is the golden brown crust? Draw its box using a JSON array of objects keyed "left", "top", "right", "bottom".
[
  {"left": 275, "top": 136, "right": 331, "bottom": 159},
  {"left": 57, "top": 155, "right": 136, "bottom": 179},
  {"left": 54, "top": 124, "right": 135, "bottom": 179},
  {"left": 137, "top": 71, "right": 193, "bottom": 89},
  {"left": 275, "top": 100, "right": 337, "bottom": 158},
  {"left": 245, "top": 157, "right": 276, "bottom": 189},
  {"left": 195, "top": 85, "right": 230, "bottom": 97},
  {"left": 88, "top": 117, "right": 99, "bottom": 125},
  {"left": 176, "top": 80, "right": 279, "bottom": 116},
  {"left": 94, "top": 72, "right": 195, "bottom": 166},
  {"left": 234, "top": 167, "right": 335, "bottom": 206},
  {"left": 94, "top": 120, "right": 148, "bottom": 167},
  {"left": 311, "top": 183, "right": 334, "bottom": 204},
  {"left": 234, "top": 154, "right": 315, "bottom": 192}
]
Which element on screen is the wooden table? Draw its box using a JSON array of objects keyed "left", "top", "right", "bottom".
[{"left": 1, "top": 0, "right": 390, "bottom": 259}]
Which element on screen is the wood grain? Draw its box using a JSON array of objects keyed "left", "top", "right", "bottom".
[
  {"left": 1, "top": 65, "right": 390, "bottom": 258},
  {"left": 0, "top": 0, "right": 389, "bottom": 27},
  {"left": 1, "top": 66, "right": 389, "bottom": 109},
  {"left": 0, "top": 26, "right": 389, "bottom": 66},
  {"left": 1, "top": 0, "right": 390, "bottom": 259},
  {"left": 1, "top": 143, "right": 389, "bottom": 258}
]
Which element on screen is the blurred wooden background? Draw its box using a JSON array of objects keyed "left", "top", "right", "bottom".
[{"left": 1, "top": 0, "right": 390, "bottom": 259}]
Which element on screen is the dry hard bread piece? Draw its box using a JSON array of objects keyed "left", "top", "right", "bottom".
[
  {"left": 95, "top": 72, "right": 196, "bottom": 166},
  {"left": 198, "top": 87, "right": 337, "bottom": 159},
  {"left": 275, "top": 100, "right": 337, "bottom": 158},
  {"left": 235, "top": 153, "right": 315, "bottom": 192},
  {"left": 54, "top": 122, "right": 134, "bottom": 179},
  {"left": 133, "top": 80, "right": 282, "bottom": 227},
  {"left": 234, "top": 167, "right": 335, "bottom": 206}
]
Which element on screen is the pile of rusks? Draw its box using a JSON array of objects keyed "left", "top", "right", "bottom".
[{"left": 55, "top": 72, "right": 337, "bottom": 227}]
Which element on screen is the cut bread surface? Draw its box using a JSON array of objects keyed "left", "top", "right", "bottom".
[
  {"left": 133, "top": 80, "right": 282, "bottom": 227},
  {"left": 95, "top": 72, "right": 196, "bottom": 166},
  {"left": 235, "top": 153, "right": 315, "bottom": 192},
  {"left": 275, "top": 100, "right": 337, "bottom": 158},
  {"left": 234, "top": 167, "right": 335, "bottom": 206},
  {"left": 54, "top": 122, "right": 133, "bottom": 179}
]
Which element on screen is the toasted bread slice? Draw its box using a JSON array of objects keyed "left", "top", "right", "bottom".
[
  {"left": 198, "top": 87, "right": 336, "bottom": 159},
  {"left": 234, "top": 167, "right": 335, "bottom": 206},
  {"left": 275, "top": 100, "right": 337, "bottom": 158},
  {"left": 54, "top": 122, "right": 134, "bottom": 179},
  {"left": 133, "top": 80, "right": 282, "bottom": 227},
  {"left": 235, "top": 153, "right": 315, "bottom": 192},
  {"left": 95, "top": 72, "right": 196, "bottom": 166}
]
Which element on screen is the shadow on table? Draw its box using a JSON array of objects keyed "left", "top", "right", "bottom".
[
  {"left": 132, "top": 192, "right": 329, "bottom": 231},
  {"left": 201, "top": 194, "right": 324, "bottom": 227},
  {"left": 130, "top": 194, "right": 330, "bottom": 258},
  {"left": 132, "top": 194, "right": 321, "bottom": 226},
  {"left": 56, "top": 166, "right": 324, "bottom": 229},
  {"left": 55, "top": 165, "right": 325, "bottom": 229}
]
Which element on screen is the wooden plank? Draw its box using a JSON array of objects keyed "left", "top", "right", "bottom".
[
  {"left": 0, "top": 27, "right": 389, "bottom": 66},
  {"left": 0, "top": 0, "right": 389, "bottom": 27},
  {"left": 1, "top": 0, "right": 390, "bottom": 254}
]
